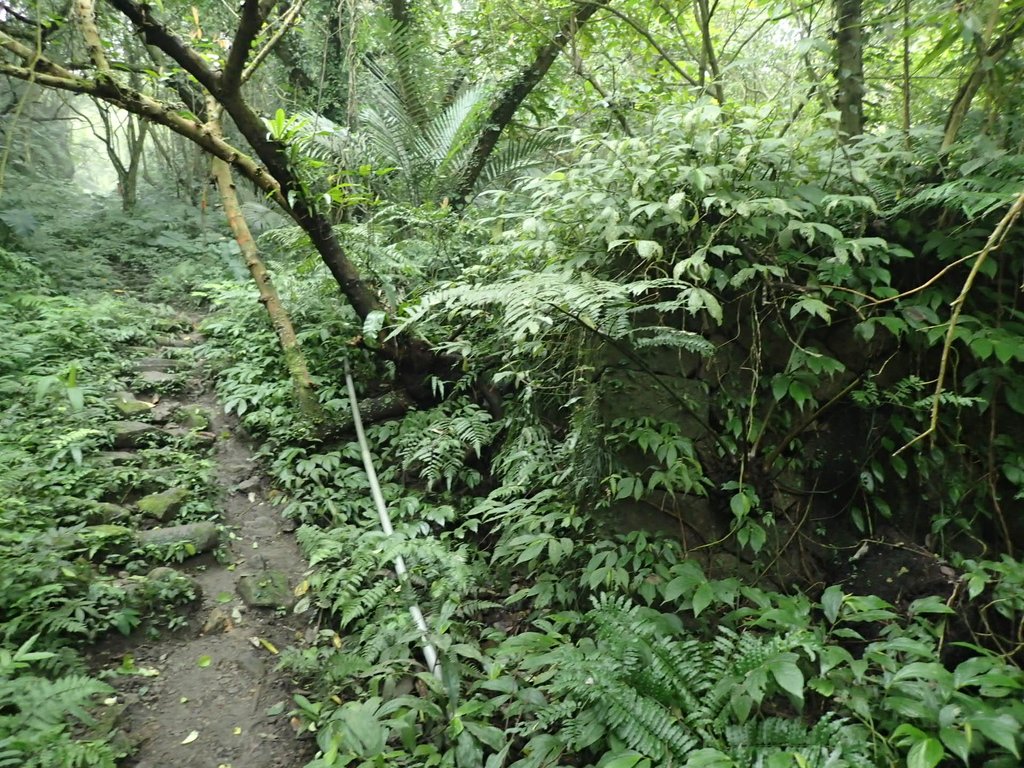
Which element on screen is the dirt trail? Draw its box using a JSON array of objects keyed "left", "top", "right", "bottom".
[{"left": 92, "top": 322, "right": 315, "bottom": 768}]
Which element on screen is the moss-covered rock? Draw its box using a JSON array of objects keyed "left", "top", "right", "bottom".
[
  {"left": 173, "top": 404, "right": 210, "bottom": 430},
  {"left": 237, "top": 570, "right": 294, "bottom": 610},
  {"left": 137, "top": 487, "right": 189, "bottom": 522},
  {"left": 136, "top": 521, "right": 219, "bottom": 554},
  {"left": 113, "top": 393, "right": 153, "bottom": 417},
  {"left": 110, "top": 420, "right": 163, "bottom": 449}
]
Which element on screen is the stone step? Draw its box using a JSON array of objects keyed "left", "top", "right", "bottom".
[{"left": 135, "top": 357, "right": 183, "bottom": 373}]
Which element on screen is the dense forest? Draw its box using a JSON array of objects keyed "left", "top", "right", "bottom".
[{"left": 3, "top": 0, "right": 1024, "bottom": 765}]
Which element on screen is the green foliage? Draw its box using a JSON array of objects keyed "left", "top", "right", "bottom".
[
  {"left": 497, "top": 597, "right": 871, "bottom": 767},
  {"left": 0, "top": 637, "right": 122, "bottom": 768}
]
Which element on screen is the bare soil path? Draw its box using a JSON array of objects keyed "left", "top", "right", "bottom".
[{"left": 91, "top": 321, "right": 315, "bottom": 768}]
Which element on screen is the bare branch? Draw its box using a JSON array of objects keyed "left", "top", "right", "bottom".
[
  {"left": 73, "top": 0, "right": 111, "bottom": 72},
  {"left": 242, "top": 0, "right": 306, "bottom": 85},
  {"left": 223, "top": 0, "right": 265, "bottom": 92},
  {"left": 103, "top": 0, "right": 222, "bottom": 95}
]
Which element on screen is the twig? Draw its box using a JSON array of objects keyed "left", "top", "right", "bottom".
[{"left": 895, "top": 188, "right": 1024, "bottom": 455}]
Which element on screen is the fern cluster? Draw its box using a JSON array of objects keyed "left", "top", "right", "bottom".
[
  {"left": 0, "top": 638, "right": 121, "bottom": 768},
  {"left": 393, "top": 401, "right": 497, "bottom": 490},
  {"left": 506, "top": 597, "right": 872, "bottom": 767}
]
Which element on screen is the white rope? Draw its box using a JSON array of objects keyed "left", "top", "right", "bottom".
[{"left": 343, "top": 359, "right": 442, "bottom": 679}]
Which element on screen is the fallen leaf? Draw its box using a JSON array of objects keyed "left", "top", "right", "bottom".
[
  {"left": 197, "top": 655, "right": 212, "bottom": 668},
  {"left": 265, "top": 701, "right": 285, "bottom": 716},
  {"left": 216, "top": 591, "right": 233, "bottom": 603},
  {"left": 181, "top": 730, "right": 199, "bottom": 745},
  {"left": 233, "top": 727, "right": 242, "bottom": 735},
  {"left": 294, "top": 579, "right": 309, "bottom": 597},
  {"left": 180, "top": 697, "right": 189, "bottom": 704},
  {"left": 103, "top": 696, "right": 118, "bottom": 706},
  {"left": 257, "top": 637, "right": 278, "bottom": 654}
]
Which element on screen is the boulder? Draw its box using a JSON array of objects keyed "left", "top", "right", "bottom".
[
  {"left": 87, "top": 501, "right": 132, "bottom": 524},
  {"left": 110, "top": 420, "right": 162, "bottom": 449},
  {"left": 137, "top": 487, "right": 189, "bottom": 522},
  {"left": 148, "top": 400, "right": 181, "bottom": 424},
  {"left": 95, "top": 451, "right": 141, "bottom": 466},
  {"left": 237, "top": 570, "right": 294, "bottom": 610}
]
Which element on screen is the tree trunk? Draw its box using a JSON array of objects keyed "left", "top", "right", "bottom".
[
  {"left": 835, "top": 0, "right": 864, "bottom": 140},
  {"left": 207, "top": 110, "right": 323, "bottom": 422},
  {"left": 940, "top": 9, "right": 1024, "bottom": 152}
]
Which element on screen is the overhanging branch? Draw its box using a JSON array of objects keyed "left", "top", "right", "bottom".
[{"left": 103, "top": 0, "right": 222, "bottom": 96}]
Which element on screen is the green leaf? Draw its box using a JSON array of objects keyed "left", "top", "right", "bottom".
[
  {"left": 198, "top": 655, "right": 212, "bottom": 668},
  {"left": 66, "top": 386, "right": 84, "bottom": 410},
  {"left": 821, "top": 585, "right": 844, "bottom": 623},
  {"left": 362, "top": 310, "right": 387, "bottom": 349},
  {"left": 906, "top": 737, "right": 944, "bottom": 768},
  {"left": 939, "top": 727, "right": 970, "bottom": 764},
  {"left": 692, "top": 582, "right": 714, "bottom": 616},
  {"left": 464, "top": 721, "right": 505, "bottom": 751},
  {"left": 789, "top": 297, "right": 832, "bottom": 322},
  {"left": 635, "top": 240, "right": 663, "bottom": 260},
  {"left": 969, "top": 714, "right": 1021, "bottom": 756},
  {"left": 600, "top": 754, "right": 650, "bottom": 768},
  {"left": 769, "top": 659, "right": 804, "bottom": 704}
]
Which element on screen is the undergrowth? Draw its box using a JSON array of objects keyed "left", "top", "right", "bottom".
[
  {"left": 191, "top": 109, "right": 1024, "bottom": 768},
  {"left": 0, "top": 218, "right": 227, "bottom": 764}
]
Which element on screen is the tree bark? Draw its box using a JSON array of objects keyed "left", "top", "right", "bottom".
[
  {"left": 835, "top": 0, "right": 864, "bottom": 140},
  {"left": 206, "top": 101, "right": 323, "bottom": 421},
  {"left": 940, "top": 9, "right": 1024, "bottom": 152}
]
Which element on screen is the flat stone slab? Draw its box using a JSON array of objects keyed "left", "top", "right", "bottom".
[
  {"left": 110, "top": 421, "right": 163, "bottom": 449},
  {"left": 95, "top": 451, "right": 141, "bottom": 466},
  {"left": 137, "top": 487, "right": 189, "bottom": 522},
  {"left": 237, "top": 570, "right": 294, "bottom": 610},
  {"left": 155, "top": 335, "right": 199, "bottom": 348},
  {"left": 137, "top": 522, "right": 219, "bottom": 554},
  {"left": 136, "top": 370, "right": 179, "bottom": 389},
  {"left": 113, "top": 393, "right": 153, "bottom": 417},
  {"left": 135, "top": 357, "right": 182, "bottom": 373}
]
